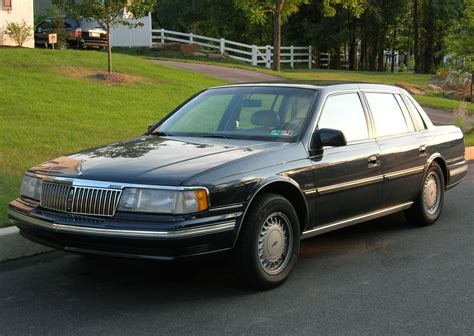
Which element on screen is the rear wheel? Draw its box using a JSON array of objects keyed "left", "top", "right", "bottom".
[
  {"left": 233, "top": 193, "right": 300, "bottom": 290},
  {"left": 405, "top": 162, "right": 445, "bottom": 226}
]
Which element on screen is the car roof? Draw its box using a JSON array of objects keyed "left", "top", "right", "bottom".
[{"left": 211, "top": 83, "right": 407, "bottom": 95}]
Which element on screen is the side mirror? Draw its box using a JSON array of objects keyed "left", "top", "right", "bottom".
[
  {"left": 147, "top": 123, "right": 154, "bottom": 131},
  {"left": 311, "top": 128, "right": 347, "bottom": 150}
]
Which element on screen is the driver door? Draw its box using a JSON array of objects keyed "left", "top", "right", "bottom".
[{"left": 310, "top": 92, "right": 383, "bottom": 226}]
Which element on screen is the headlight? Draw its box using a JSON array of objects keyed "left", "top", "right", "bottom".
[
  {"left": 20, "top": 175, "right": 42, "bottom": 201},
  {"left": 117, "top": 188, "right": 209, "bottom": 214}
]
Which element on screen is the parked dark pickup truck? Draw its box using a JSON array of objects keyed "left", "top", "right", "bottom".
[{"left": 8, "top": 84, "right": 467, "bottom": 289}]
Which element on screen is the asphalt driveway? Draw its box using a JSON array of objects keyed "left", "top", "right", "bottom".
[{"left": 0, "top": 165, "right": 472, "bottom": 335}]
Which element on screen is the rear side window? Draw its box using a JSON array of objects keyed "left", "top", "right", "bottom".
[
  {"left": 365, "top": 93, "right": 409, "bottom": 137},
  {"left": 318, "top": 93, "right": 369, "bottom": 142}
]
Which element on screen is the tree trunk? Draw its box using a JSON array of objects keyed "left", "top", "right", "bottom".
[
  {"left": 391, "top": 27, "right": 397, "bottom": 73},
  {"left": 471, "top": 72, "right": 473, "bottom": 103},
  {"left": 272, "top": 0, "right": 284, "bottom": 71},
  {"left": 422, "top": 0, "right": 435, "bottom": 74},
  {"left": 413, "top": 0, "right": 421, "bottom": 73},
  {"left": 107, "top": 24, "right": 112, "bottom": 74},
  {"left": 349, "top": 17, "right": 357, "bottom": 70}
]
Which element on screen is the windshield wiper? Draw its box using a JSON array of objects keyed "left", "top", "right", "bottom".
[{"left": 151, "top": 131, "right": 174, "bottom": 136}]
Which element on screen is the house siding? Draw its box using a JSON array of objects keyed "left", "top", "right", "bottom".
[{"left": 0, "top": 0, "right": 34, "bottom": 48}]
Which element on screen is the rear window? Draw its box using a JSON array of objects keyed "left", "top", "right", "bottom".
[{"left": 79, "top": 19, "right": 102, "bottom": 30}]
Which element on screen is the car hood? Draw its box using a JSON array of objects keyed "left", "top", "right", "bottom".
[{"left": 29, "top": 136, "right": 285, "bottom": 185}]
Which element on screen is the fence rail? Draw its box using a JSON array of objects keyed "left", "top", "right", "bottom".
[{"left": 151, "top": 29, "right": 312, "bottom": 69}]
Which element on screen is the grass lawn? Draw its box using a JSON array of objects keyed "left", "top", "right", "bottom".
[
  {"left": 115, "top": 48, "right": 473, "bottom": 115},
  {"left": 0, "top": 48, "right": 226, "bottom": 227}
]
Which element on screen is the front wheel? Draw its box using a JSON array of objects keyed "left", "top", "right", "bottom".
[
  {"left": 405, "top": 162, "right": 445, "bottom": 226},
  {"left": 233, "top": 193, "right": 300, "bottom": 290}
]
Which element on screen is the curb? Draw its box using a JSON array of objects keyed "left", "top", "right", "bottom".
[
  {"left": 0, "top": 226, "right": 53, "bottom": 263},
  {"left": 465, "top": 146, "right": 474, "bottom": 162}
]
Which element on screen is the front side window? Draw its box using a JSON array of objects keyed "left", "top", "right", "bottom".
[
  {"left": 365, "top": 93, "right": 409, "bottom": 137},
  {"left": 156, "top": 87, "right": 317, "bottom": 141},
  {"left": 318, "top": 93, "right": 369, "bottom": 143}
]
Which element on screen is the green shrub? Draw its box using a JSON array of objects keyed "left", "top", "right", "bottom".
[{"left": 5, "top": 20, "right": 33, "bottom": 47}]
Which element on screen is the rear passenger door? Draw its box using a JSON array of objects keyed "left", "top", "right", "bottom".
[
  {"left": 310, "top": 92, "right": 383, "bottom": 226},
  {"left": 363, "top": 91, "right": 427, "bottom": 207}
]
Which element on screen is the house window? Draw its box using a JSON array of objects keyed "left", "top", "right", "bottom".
[{"left": 2, "top": 0, "right": 12, "bottom": 11}]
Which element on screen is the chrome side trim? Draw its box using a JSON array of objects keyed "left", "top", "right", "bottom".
[
  {"left": 8, "top": 209, "right": 236, "bottom": 239},
  {"left": 208, "top": 203, "right": 244, "bottom": 212},
  {"left": 446, "top": 156, "right": 465, "bottom": 164},
  {"left": 303, "top": 188, "right": 317, "bottom": 195},
  {"left": 301, "top": 202, "right": 413, "bottom": 239},
  {"left": 317, "top": 175, "right": 384, "bottom": 195},
  {"left": 447, "top": 160, "right": 466, "bottom": 168},
  {"left": 384, "top": 166, "right": 424, "bottom": 180},
  {"left": 449, "top": 164, "right": 468, "bottom": 177}
]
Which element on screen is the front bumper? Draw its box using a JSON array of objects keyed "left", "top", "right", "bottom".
[{"left": 8, "top": 198, "right": 243, "bottom": 260}]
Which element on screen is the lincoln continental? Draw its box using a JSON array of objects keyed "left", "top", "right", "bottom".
[{"left": 9, "top": 84, "right": 468, "bottom": 289}]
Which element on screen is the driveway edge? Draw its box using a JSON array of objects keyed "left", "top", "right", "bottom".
[{"left": 0, "top": 226, "right": 53, "bottom": 262}]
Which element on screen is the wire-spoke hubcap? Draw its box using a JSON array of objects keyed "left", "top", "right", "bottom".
[
  {"left": 258, "top": 212, "right": 293, "bottom": 275},
  {"left": 423, "top": 172, "right": 441, "bottom": 215}
]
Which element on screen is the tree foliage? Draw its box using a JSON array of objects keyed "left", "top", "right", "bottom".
[
  {"left": 53, "top": 0, "right": 157, "bottom": 73},
  {"left": 155, "top": 0, "right": 467, "bottom": 74}
]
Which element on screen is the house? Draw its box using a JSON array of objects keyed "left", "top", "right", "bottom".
[{"left": 0, "top": 0, "right": 34, "bottom": 48}]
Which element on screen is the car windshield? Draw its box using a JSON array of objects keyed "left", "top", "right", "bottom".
[{"left": 156, "top": 87, "right": 317, "bottom": 141}]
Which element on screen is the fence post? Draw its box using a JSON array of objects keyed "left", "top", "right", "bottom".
[
  {"left": 265, "top": 45, "right": 272, "bottom": 69},
  {"left": 220, "top": 38, "right": 225, "bottom": 54},
  {"left": 160, "top": 28, "right": 165, "bottom": 43},
  {"left": 290, "top": 45, "right": 294, "bottom": 69},
  {"left": 308, "top": 45, "right": 312, "bottom": 69},
  {"left": 189, "top": 33, "right": 193, "bottom": 43},
  {"left": 251, "top": 45, "right": 257, "bottom": 66}
]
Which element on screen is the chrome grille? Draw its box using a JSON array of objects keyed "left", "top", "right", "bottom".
[{"left": 40, "top": 182, "right": 122, "bottom": 217}]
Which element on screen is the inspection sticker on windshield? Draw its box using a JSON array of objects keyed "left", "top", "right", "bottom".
[{"left": 271, "top": 130, "right": 293, "bottom": 136}]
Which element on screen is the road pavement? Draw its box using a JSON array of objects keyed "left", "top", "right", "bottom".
[{"left": 0, "top": 165, "right": 472, "bottom": 335}]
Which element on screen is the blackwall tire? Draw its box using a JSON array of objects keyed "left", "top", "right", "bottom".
[
  {"left": 233, "top": 193, "right": 300, "bottom": 290},
  {"left": 405, "top": 162, "right": 445, "bottom": 226}
]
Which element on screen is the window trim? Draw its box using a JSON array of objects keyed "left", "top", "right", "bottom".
[
  {"left": 394, "top": 94, "right": 416, "bottom": 132},
  {"left": 401, "top": 94, "right": 428, "bottom": 131},
  {"left": 362, "top": 91, "right": 413, "bottom": 139}
]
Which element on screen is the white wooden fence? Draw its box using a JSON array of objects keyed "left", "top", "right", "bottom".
[{"left": 151, "top": 29, "right": 312, "bottom": 69}]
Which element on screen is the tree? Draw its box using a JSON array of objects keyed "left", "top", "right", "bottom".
[
  {"left": 5, "top": 20, "right": 33, "bottom": 47},
  {"left": 53, "top": 0, "right": 156, "bottom": 73},
  {"left": 234, "top": 0, "right": 310, "bottom": 71},
  {"left": 446, "top": 0, "right": 474, "bottom": 101}
]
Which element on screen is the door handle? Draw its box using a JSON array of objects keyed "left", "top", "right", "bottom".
[
  {"left": 419, "top": 144, "right": 427, "bottom": 154},
  {"left": 368, "top": 155, "right": 380, "bottom": 168}
]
